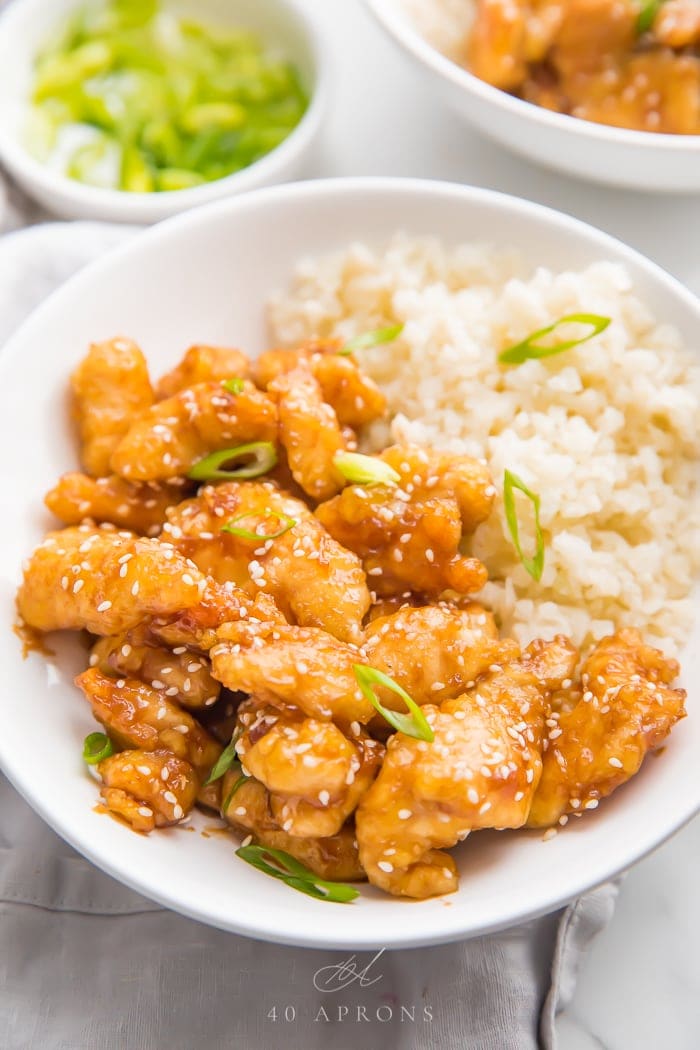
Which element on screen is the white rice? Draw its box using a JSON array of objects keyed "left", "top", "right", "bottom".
[
  {"left": 268, "top": 235, "right": 700, "bottom": 653},
  {"left": 399, "top": 0, "right": 473, "bottom": 64}
]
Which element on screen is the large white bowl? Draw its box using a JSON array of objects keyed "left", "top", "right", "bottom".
[
  {"left": 0, "top": 178, "right": 697, "bottom": 949},
  {"left": 365, "top": 0, "right": 700, "bottom": 193},
  {"left": 0, "top": 0, "right": 326, "bottom": 223}
]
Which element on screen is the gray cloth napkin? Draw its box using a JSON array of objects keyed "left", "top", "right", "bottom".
[{"left": 0, "top": 206, "right": 618, "bottom": 1050}]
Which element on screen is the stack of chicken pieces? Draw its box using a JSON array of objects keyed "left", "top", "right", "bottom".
[{"left": 17, "top": 336, "right": 686, "bottom": 899}]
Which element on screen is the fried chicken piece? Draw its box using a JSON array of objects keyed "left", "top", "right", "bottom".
[
  {"left": 110, "top": 380, "right": 277, "bottom": 481},
  {"left": 76, "top": 668, "right": 222, "bottom": 782},
  {"left": 355, "top": 642, "right": 560, "bottom": 898},
  {"left": 363, "top": 603, "right": 501, "bottom": 707},
  {"left": 210, "top": 620, "right": 376, "bottom": 726},
  {"left": 222, "top": 776, "right": 365, "bottom": 881},
  {"left": 315, "top": 445, "right": 492, "bottom": 597},
  {"left": 236, "top": 701, "right": 383, "bottom": 838},
  {"left": 164, "top": 480, "right": 370, "bottom": 643},
  {"left": 527, "top": 629, "right": 686, "bottom": 828},
  {"left": 652, "top": 0, "right": 700, "bottom": 47},
  {"left": 155, "top": 345, "right": 251, "bottom": 400},
  {"left": 71, "top": 337, "right": 154, "bottom": 477},
  {"left": 98, "top": 749, "right": 198, "bottom": 832},
  {"left": 90, "top": 633, "right": 221, "bottom": 709},
  {"left": 269, "top": 368, "right": 346, "bottom": 501},
  {"left": 257, "top": 343, "right": 386, "bottom": 427},
  {"left": 149, "top": 587, "right": 284, "bottom": 653},
  {"left": 45, "top": 472, "right": 186, "bottom": 534},
  {"left": 17, "top": 526, "right": 205, "bottom": 635}
]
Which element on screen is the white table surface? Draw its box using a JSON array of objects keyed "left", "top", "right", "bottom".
[{"left": 305, "top": 1, "right": 700, "bottom": 1046}]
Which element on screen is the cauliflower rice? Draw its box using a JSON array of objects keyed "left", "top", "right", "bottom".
[{"left": 269, "top": 236, "right": 700, "bottom": 653}]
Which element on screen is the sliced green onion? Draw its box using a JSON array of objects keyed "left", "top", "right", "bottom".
[
  {"left": 222, "top": 377, "right": 245, "bottom": 395},
  {"left": 503, "top": 469, "right": 545, "bottom": 581},
  {"left": 188, "top": 442, "right": 278, "bottom": 481},
  {"left": 338, "top": 324, "right": 404, "bottom": 356},
  {"left": 83, "top": 731, "right": 114, "bottom": 765},
  {"left": 236, "top": 844, "right": 359, "bottom": 903},
  {"left": 204, "top": 731, "right": 240, "bottom": 785},
  {"left": 221, "top": 770, "right": 248, "bottom": 813},
  {"left": 333, "top": 451, "right": 400, "bottom": 487},
  {"left": 637, "top": 0, "right": 665, "bottom": 32},
  {"left": 222, "top": 508, "right": 297, "bottom": 541},
  {"left": 498, "top": 314, "right": 611, "bottom": 365},
  {"left": 353, "top": 665, "right": 435, "bottom": 742}
]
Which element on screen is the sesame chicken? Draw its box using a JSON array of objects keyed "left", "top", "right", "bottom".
[
  {"left": 71, "top": 337, "right": 154, "bottom": 477},
  {"left": 155, "top": 345, "right": 251, "bottom": 400},
  {"left": 236, "top": 700, "right": 383, "bottom": 838},
  {"left": 355, "top": 641, "right": 556, "bottom": 898},
  {"left": 98, "top": 749, "right": 198, "bottom": 832},
  {"left": 222, "top": 776, "right": 365, "bottom": 881},
  {"left": 110, "top": 380, "right": 277, "bottom": 481},
  {"left": 527, "top": 628, "right": 686, "bottom": 828},
  {"left": 45, "top": 472, "right": 186, "bottom": 534}
]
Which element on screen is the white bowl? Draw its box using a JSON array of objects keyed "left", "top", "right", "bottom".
[
  {"left": 0, "top": 0, "right": 327, "bottom": 223},
  {"left": 0, "top": 178, "right": 698, "bottom": 949},
  {"left": 364, "top": 0, "right": 700, "bottom": 193}
]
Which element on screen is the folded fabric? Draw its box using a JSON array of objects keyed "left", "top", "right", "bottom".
[{"left": 0, "top": 201, "right": 617, "bottom": 1050}]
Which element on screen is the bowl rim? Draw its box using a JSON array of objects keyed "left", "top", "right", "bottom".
[
  {"left": 0, "top": 0, "right": 328, "bottom": 220},
  {"left": 1, "top": 176, "right": 698, "bottom": 947},
  {"left": 364, "top": 0, "right": 700, "bottom": 153}
]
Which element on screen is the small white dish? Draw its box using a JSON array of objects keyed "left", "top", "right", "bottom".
[
  {"left": 0, "top": 0, "right": 327, "bottom": 223},
  {"left": 364, "top": 0, "right": 700, "bottom": 193},
  {"left": 0, "top": 178, "right": 697, "bottom": 948}
]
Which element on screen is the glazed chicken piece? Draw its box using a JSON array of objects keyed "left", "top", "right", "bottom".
[
  {"left": 236, "top": 700, "right": 383, "bottom": 838},
  {"left": 155, "top": 345, "right": 251, "bottom": 400},
  {"left": 71, "top": 338, "right": 154, "bottom": 477},
  {"left": 466, "top": 0, "right": 563, "bottom": 89},
  {"left": 211, "top": 620, "right": 376, "bottom": 725},
  {"left": 355, "top": 639, "right": 572, "bottom": 898},
  {"left": 315, "top": 445, "right": 492, "bottom": 597},
  {"left": 110, "top": 380, "right": 277, "bottom": 481},
  {"left": 45, "top": 472, "right": 186, "bottom": 534},
  {"left": 76, "top": 668, "right": 222, "bottom": 782},
  {"left": 163, "top": 480, "right": 370, "bottom": 643},
  {"left": 363, "top": 603, "right": 503, "bottom": 707},
  {"left": 149, "top": 587, "right": 284, "bottom": 654},
  {"left": 269, "top": 368, "right": 346, "bottom": 501},
  {"left": 256, "top": 342, "right": 386, "bottom": 427},
  {"left": 17, "top": 524, "right": 254, "bottom": 638},
  {"left": 90, "top": 633, "right": 221, "bottom": 709},
  {"left": 98, "top": 749, "right": 198, "bottom": 832},
  {"left": 221, "top": 775, "right": 365, "bottom": 881},
  {"left": 652, "top": 0, "right": 700, "bottom": 47},
  {"left": 527, "top": 628, "right": 686, "bottom": 828}
]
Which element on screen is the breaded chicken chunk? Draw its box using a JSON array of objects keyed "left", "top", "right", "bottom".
[
  {"left": 222, "top": 776, "right": 365, "bottom": 881},
  {"left": 527, "top": 628, "right": 686, "bottom": 828},
  {"left": 156, "top": 345, "right": 251, "bottom": 400},
  {"left": 45, "top": 473, "right": 186, "bottom": 534},
  {"left": 71, "top": 337, "right": 154, "bottom": 477},
  {"left": 90, "top": 633, "right": 221, "bottom": 709},
  {"left": 98, "top": 749, "right": 198, "bottom": 832},
  {"left": 110, "top": 380, "right": 277, "bottom": 481},
  {"left": 163, "top": 480, "right": 370, "bottom": 643}
]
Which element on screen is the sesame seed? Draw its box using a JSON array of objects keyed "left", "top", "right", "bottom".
[
  {"left": 398, "top": 808, "right": 412, "bottom": 819},
  {"left": 609, "top": 756, "right": 623, "bottom": 769},
  {"left": 425, "top": 548, "right": 434, "bottom": 563},
  {"left": 240, "top": 834, "right": 253, "bottom": 847},
  {"left": 318, "top": 790, "right": 330, "bottom": 806},
  {"left": 467, "top": 787, "right": 479, "bottom": 805},
  {"left": 584, "top": 799, "right": 599, "bottom": 810},
  {"left": 96, "top": 600, "right": 112, "bottom": 612},
  {"left": 73, "top": 579, "right": 84, "bottom": 594},
  {"left": 234, "top": 806, "right": 247, "bottom": 816},
  {"left": 163, "top": 791, "right": 177, "bottom": 804},
  {"left": 131, "top": 581, "right": 140, "bottom": 596},
  {"left": 543, "top": 828, "right": 557, "bottom": 841},
  {"left": 121, "top": 644, "right": 132, "bottom": 657},
  {"left": 115, "top": 679, "right": 125, "bottom": 688},
  {"left": 377, "top": 861, "right": 394, "bottom": 873},
  {"left": 88, "top": 653, "right": 99, "bottom": 667},
  {"left": 138, "top": 807, "right": 153, "bottom": 818},
  {"left": 137, "top": 765, "right": 151, "bottom": 776},
  {"left": 173, "top": 805, "right": 184, "bottom": 820},
  {"left": 161, "top": 767, "right": 170, "bottom": 781},
  {"left": 173, "top": 646, "right": 187, "bottom": 655}
]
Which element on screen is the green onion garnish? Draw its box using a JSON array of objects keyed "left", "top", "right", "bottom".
[
  {"left": 637, "top": 0, "right": 664, "bottom": 33},
  {"left": 221, "top": 509, "right": 297, "bottom": 541},
  {"left": 222, "top": 377, "right": 245, "bottom": 395},
  {"left": 221, "top": 769, "right": 249, "bottom": 813},
  {"left": 236, "top": 844, "right": 359, "bottom": 903},
  {"left": 188, "top": 442, "right": 278, "bottom": 481},
  {"left": 333, "top": 451, "right": 400, "bottom": 487},
  {"left": 353, "top": 665, "right": 435, "bottom": 742},
  {"left": 204, "top": 732, "right": 240, "bottom": 786},
  {"left": 498, "top": 313, "right": 611, "bottom": 365},
  {"left": 338, "top": 324, "right": 404, "bottom": 356},
  {"left": 83, "top": 731, "right": 114, "bottom": 765},
  {"left": 503, "top": 469, "right": 545, "bottom": 581}
]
